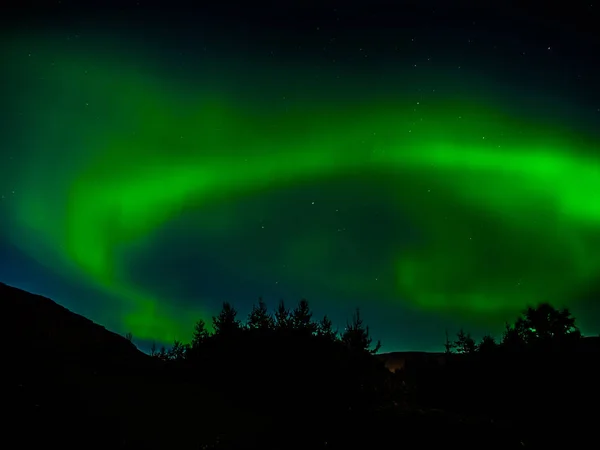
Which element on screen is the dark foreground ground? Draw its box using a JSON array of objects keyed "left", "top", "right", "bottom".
[
  {"left": 2, "top": 282, "right": 596, "bottom": 449},
  {"left": 5, "top": 366, "right": 525, "bottom": 449}
]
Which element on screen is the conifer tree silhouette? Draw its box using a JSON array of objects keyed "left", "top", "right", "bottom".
[
  {"left": 454, "top": 329, "right": 476, "bottom": 354},
  {"left": 477, "top": 334, "right": 498, "bottom": 353},
  {"left": 291, "top": 299, "right": 317, "bottom": 335},
  {"left": 274, "top": 299, "right": 292, "bottom": 331},
  {"left": 341, "top": 308, "right": 381, "bottom": 354},
  {"left": 191, "top": 318, "right": 210, "bottom": 349},
  {"left": 247, "top": 298, "right": 274, "bottom": 331},
  {"left": 212, "top": 302, "right": 241, "bottom": 338},
  {"left": 316, "top": 315, "right": 337, "bottom": 340}
]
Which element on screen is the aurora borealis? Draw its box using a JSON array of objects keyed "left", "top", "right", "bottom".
[{"left": 1, "top": 2, "right": 600, "bottom": 351}]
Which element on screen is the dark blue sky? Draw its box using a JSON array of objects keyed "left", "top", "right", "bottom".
[{"left": 1, "top": 1, "right": 600, "bottom": 352}]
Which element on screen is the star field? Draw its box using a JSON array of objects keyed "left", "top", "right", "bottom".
[{"left": 1, "top": 1, "right": 600, "bottom": 351}]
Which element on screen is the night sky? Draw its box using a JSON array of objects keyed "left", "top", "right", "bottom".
[{"left": 1, "top": 1, "right": 600, "bottom": 352}]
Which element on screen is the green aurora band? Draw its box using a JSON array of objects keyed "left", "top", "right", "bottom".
[{"left": 3, "top": 34, "right": 600, "bottom": 342}]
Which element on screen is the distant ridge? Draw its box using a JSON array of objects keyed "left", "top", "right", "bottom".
[{"left": 377, "top": 339, "right": 600, "bottom": 373}]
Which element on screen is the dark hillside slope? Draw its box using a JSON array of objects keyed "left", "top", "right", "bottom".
[
  {"left": 0, "top": 282, "right": 148, "bottom": 369},
  {"left": 0, "top": 282, "right": 250, "bottom": 449},
  {"left": 1, "top": 282, "right": 147, "bottom": 447}
]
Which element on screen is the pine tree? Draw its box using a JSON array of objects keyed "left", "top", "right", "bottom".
[
  {"left": 341, "top": 308, "right": 381, "bottom": 354},
  {"left": 454, "top": 329, "right": 476, "bottom": 354},
  {"left": 274, "top": 299, "right": 292, "bottom": 330},
  {"left": 477, "top": 334, "right": 498, "bottom": 353},
  {"left": 212, "top": 302, "right": 241, "bottom": 337},
  {"left": 316, "top": 315, "right": 337, "bottom": 340},
  {"left": 247, "top": 298, "right": 274, "bottom": 331},
  {"left": 167, "top": 340, "right": 186, "bottom": 361},
  {"left": 291, "top": 299, "right": 317, "bottom": 334},
  {"left": 191, "top": 318, "right": 210, "bottom": 349}
]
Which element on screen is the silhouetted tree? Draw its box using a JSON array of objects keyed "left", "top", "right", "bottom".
[
  {"left": 125, "top": 331, "right": 133, "bottom": 342},
  {"left": 274, "top": 299, "right": 292, "bottom": 330},
  {"left": 444, "top": 329, "right": 455, "bottom": 353},
  {"left": 157, "top": 345, "right": 167, "bottom": 360},
  {"left": 316, "top": 315, "right": 337, "bottom": 340},
  {"left": 167, "top": 340, "right": 186, "bottom": 361},
  {"left": 212, "top": 302, "right": 241, "bottom": 337},
  {"left": 520, "top": 303, "right": 580, "bottom": 348},
  {"left": 150, "top": 341, "right": 157, "bottom": 357},
  {"left": 191, "top": 318, "right": 210, "bottom": 349},
  {"left": 341, "top": 308, "right": 381, "bottom": 354},
  {"left": 477, "top": 334, "right": 498, "bottom": 353},
  {"left": 247, "top": 298, "right": 274, "bottom": 331},
  {"left": 501, "top": 320, "right": 527, "bottom": 351},
  {"left": 454, "top": 329, "right": 476, "bottom": 354},
  {"left": 291, "top": 299, "right": 317, "bottom": 335}
]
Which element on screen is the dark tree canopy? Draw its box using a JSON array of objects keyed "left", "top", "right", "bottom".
[
  {"left": 212, "top": 302, "right": 241, "bottom": 337},
  {"left": 274, "top": 299, "right": 292, "bottom": 331},
  {"left": 291, "top": 299, "right": 317, "bottom": 335},
  {"left": 520, "top": 303, "right": 580, "bottom": 346},
  {"left": 247, "top": 298, "right": 274, "bottom": 331},
  {"left": 191, "top": 318, "right": 210, "bottom": 349},
  {"left": 341, "top": 308, "right": 381, "bottom": 354},
  {"left": 454, "top": 329, "right": 476, "bottom": 354},
  {"left": 134, "top": 293, "right": 593, "bottom": 449},
  {"left": 445, "top": 303, "right": 584, "bottom": 355},
  {"left": 477, "top": 334, "right": 498, "bottom": 353},
  {"left": 316, "top": 315, "right": 337, "bottom": 340}
]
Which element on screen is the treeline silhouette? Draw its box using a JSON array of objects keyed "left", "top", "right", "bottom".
[
  {"left": 6, "top": 276, "right": 598, "bottom": 449},
  {"left": 396, "top": 303, "right": 599, "bottom": 448},
  {"left": 146, "top": 299, "right": 391, "bottom": 448},
  {"left": 124, "top": 298, "right": 600, "bottom": 448}
]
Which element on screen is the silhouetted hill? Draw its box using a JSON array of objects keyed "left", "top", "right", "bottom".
[
  {"left": 1, "top": 282, "right": 147, "bottom": 369},
  {"left": 2, "top": 282, "right": 171, "bottom": 448},
  {"left": 0, "top": 282, "right": 276, "bottom": 449}
]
